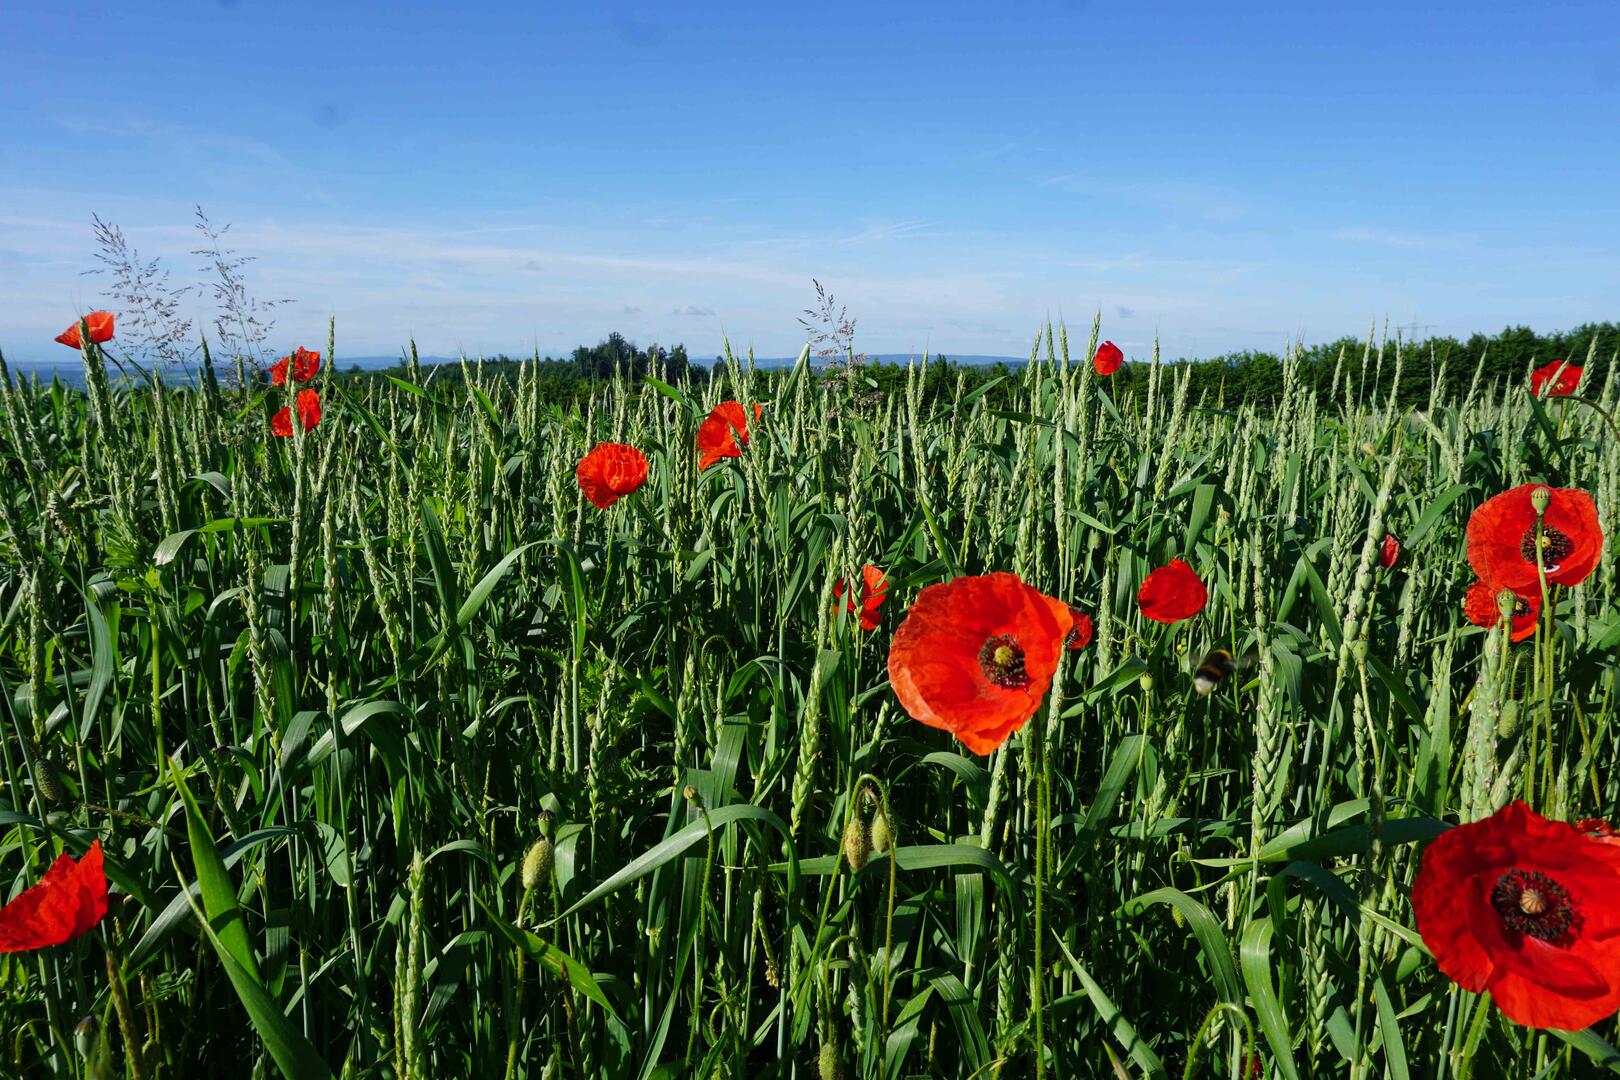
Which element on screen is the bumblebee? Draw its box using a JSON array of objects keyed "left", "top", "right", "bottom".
[{"left": 1192, "top": 648, "right": 1256, "bottom": 695}]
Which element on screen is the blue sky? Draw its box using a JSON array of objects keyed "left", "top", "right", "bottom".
[{"left": 3, "top": 1, "right": 1618, "bottom": 364}]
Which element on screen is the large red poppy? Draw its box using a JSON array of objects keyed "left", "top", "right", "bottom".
[
  {"left": 696, "top": 401, "right": 762, "bottom": 471},
  {"left": 269, "top": 347, "right": 321, "bottom": 387},
  {"left": 0, "top": 841, "right": 108, "bottom": 953},
  {"left": 1093, "top": 340, "right": 1124, "bottom": 376},
  {"left": 1413, "top": 801, "right": 1620, "bottom": 1030},
  {"left": 575, "top": 442, "right": 649, "bottom": 509},
  {"left": 271, "top": 389, "right": 322, "bottom": 437},
  {"left": 1530, "top": 361, "right": 1582, "bottom": 398},
  {"left": 1066, "top": 607, "right": 1094, "bottom": 651},
  {"left": 1380, "top": 534, "right": 1400, "bottom": 569},
  {"left": 1137, "top": 559, "right": 1207, "bottom": 623},
  {"left": 1463, "top": 580, "right": 1540, "bottom": 642},
  {"left": 54, "top": 312, "right": 115, "bottom": 350},
  {"left": 1467, "top": 485, "right": 1602, "bottom": 590},
  {"left": 887, "top": 572, "right": 1074, "bottom": 755},
  {"left": 834, "top": 564, "right": 889, "bottom": 631}
]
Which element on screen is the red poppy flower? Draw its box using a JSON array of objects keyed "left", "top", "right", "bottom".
[
  {"left": 54, "top": 312, "right": 115, "bottom": 350},
  {"left": 1093, "top": 340, "right": 1124, "bottom": 376},
  {"left": 1412, "top": 801, "right": 1620, "bottom": 1030},
  {"left": 1065, "top": 608, "right": 1094, "bottom": 651},
  {"left": 1531, "top": 361, "right": 1582, "bottom": 398},
  {"left": 0, "top": 841, "right": 108, "bottom": 953},
  {"left": 1380, "top": 534, "right": 1400, "bottom": 569},
  {"left": 1463, "top": 580, "right": 1540, "bottom": 642},
  {"left": 696, "top": 401, "right": 763, "bottom": 471},
  {"left": 834, "top": 564, "right": 889, "bottom": 631},
  {"left": 271, "top": 389, "right": 322, "bottom": 437},
  {"left": 269, "top": 346, "right": 321, "bottom": 387},
  {"left": 575, "top": 442, "right": 649, "bottom": 509},
  {"left": 1467, "top": 485, "right": 1602, "bottom": 590},
  {"left": 1137, "top": 559, "right": 1207, "bottom": 623},
  {"left": 887, "top": 572, "right": 1074, "bottom": 756}
]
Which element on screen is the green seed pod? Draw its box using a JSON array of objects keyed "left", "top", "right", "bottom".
[
  {"left": 521, "top": 837, "right": 554, "bottom": 891},
  {"left": 74, "top": 1016, "right": 97, "bottom": 1061},
  {"left": 1138, "top": 673, "right": 1154, "bottom": 692},
  {"left": 818, "top": 1042, "right": 846, "bottom": 1080},
  {"left": 1531, "top": 486, "right": 1551, "bottom": 515},
  {"left": 1498, "top": 699, "right": 1520, "bottom": 739},
  {"left": 538, "top": 808, "right": 555, "bottom": 841},
  {"left": 1497, "top": 589, "right": 1520, "bottom": 621},
  {"left": 842, "top": 816, "right": 871, "bottom": 872},
  {"left": 870, "top": 810, "right": 893, "bottom": 854}
]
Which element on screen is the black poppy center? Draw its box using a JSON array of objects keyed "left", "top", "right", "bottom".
[
  {"left": 1491, "top": 869, "right": 1579, "bottom": 945},
  {"left": 1520, "top": 525, "right": 1575, "bottom": 573},
  {"left": 978, "top": 634, "right": 1031, "bottom": 690}
]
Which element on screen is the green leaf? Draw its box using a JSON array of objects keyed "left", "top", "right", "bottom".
[
  {"left": 456, "top": 542, "right": 539, "bottom": 628},
  {"left": 1239, "top": 917, "right": 1301, "bottom": 1080},
  {"left": 171, "top": 761, "right": 260, "bottom": 982},
  {"left": 1121, "top": 888, "right": 1242, "bottom": 1005},
  {"left": 1054, "top": 935, "right": 1167, "bottom": 1079},
  {"left": 477, "top": 897, "right": 620, "bottom": 1020}
]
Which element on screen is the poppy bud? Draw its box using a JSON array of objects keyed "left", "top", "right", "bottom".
[
  {"left": 870, "top": 810, "right": 894, "bottom": 854},
  {"left": 1530, "top": 486, "right": 1552, "bottom": 515},
  {"left": 842, "top": 817, "right": 871, "bottom": 871},
  {"left": 34, "top": 758, "right": 66, "bottom": 805},
  {"left": 1496, "top": 589, "right": 1520, "bottom": 621},
  {"left": 521, "top": 838, "right": 553, "bottom": 891},
  {"left": 74, "top": 1016, "right": 97, "bottom": 1061},
  {"left": 1498, "top": 700, "right": 1519, "bottom": 739},
  {"left": 818, "top": 1043, "right": 847, "bottom": 1080}
]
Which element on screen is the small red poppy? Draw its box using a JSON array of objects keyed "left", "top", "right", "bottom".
[
  {"left": 1093, "top": 340, "right": 1124, "bottom": 376},
  {"left": 1065, "top": 608, "right": 1094, "bottom": 651},
  {"left": 1413, "top": 801, "right": 1620, "bottom": 1030},
  {"left": 1467, "top": 485, "right": 1602, "bottom": 591},
  {"left": 54, "top": 312, "right": 115, "bottom": 350},
  {"left": 1380, "top": 534, "right": 1400, "bottom": 569},
  {"left": 696, "top": 401, "right": 763, "bottom": 471},
  {"left": 1137, "top": 559, "right": 1207, "bottom": 623},
  {"left": 834, "top": 564, "right": 889, "bottom": 631},
  {"left": 1463, "top": 580, "right": 1540, "bottom": 642},
  {"left": 269, "top": 347, "right": 322, "bottom": 387},
  {"left": 1530, "top": 361, "right": 1582, "bottom": 397},
  {"left": 887, "top": 572, "right": 1074, "bottom": 756},
  {"left": 271, "top": 389, "right": 322, "bottom": 437},
  {"left": 576, "top": 442, "right": 649, "bottom": 509},
  {"left": 0, "top": 841, "right": 108, "bottom": 953}
]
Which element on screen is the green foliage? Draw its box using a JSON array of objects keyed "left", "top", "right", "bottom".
[{"left": 0, "top": 322, "right": 1618, "bottom": 1078}]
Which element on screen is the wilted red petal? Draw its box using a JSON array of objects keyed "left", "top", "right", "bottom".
[
  {"left": 0, "top": 841, "right": 108, "bottom": 953},
  {"left": 1380, "top": 534, "right": 1400, "bottom": 569}
]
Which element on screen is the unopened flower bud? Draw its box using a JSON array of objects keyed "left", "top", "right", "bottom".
[
  {"left": 819, "top": 1042, "right": 847, "bottom": 1080},
  {"left": 842, "top": 817, "right": 871, "bottom": 871},
  {"left": 1497, "top": 700, "right": 1519, "bottom": 739},
  {"left": 521, "top": 837, "right": 554, "bottom": 891},
  {"left": 1531, "top": 486, "right": 1551, "bottom": 515},
  {"left": 870, "top": 809, "right": 893, "bottom": 854}
]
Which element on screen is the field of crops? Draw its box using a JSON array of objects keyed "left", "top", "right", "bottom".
[{"left": 3, "top": 317, "right": 1620, "bottom": 1079}]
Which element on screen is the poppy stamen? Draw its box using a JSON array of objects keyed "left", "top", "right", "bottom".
[
  {"left": 1521, "top": 525, "right": 1575, "bottom": 573},
  {"left": 1491, "top": 869, "right": 1579, "bottom": 944},
  {"left": 977, "top": 634, "right": 1030, "bottom": 689}
]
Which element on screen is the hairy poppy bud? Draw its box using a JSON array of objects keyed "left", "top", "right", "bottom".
[
  {"left": 521, "top": 838, "right": 553, "bottom": 891},
  {"left": 870, "top": 810, "right": 893, "bottom": 855},
  {"left": 1498, "top": 700, "right": 1520, "bottom": 739},
  {"left": 34, "top": 758, "right": 66, "bottom": 805},
  {"left": 818, "top": 1042, "right": 847, "bottom": 1080},
  {"left": 842, "top": 817, "right": 871, "bottom": 871},
  {"left": 1497, "top": 589, "right": 1520, "bottom": 621},
  {"left": 1530, "top": 486, "right": 1552, "bottom": 515}
]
